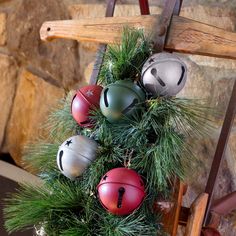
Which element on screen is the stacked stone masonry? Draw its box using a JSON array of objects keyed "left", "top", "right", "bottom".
[{"left": 0, "top": 0, "right": 236, "bottom": 235}]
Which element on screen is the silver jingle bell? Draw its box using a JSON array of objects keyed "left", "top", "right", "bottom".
[
  {"left": 56, "top": 135, "right": 98, "bottom": 180},
  {"left": 141, "top": 52, "right": 187, "bottom": 97}
]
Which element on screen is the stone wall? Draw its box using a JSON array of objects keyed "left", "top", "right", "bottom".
[{"left": 0, "top": 0, "right": 236, "bottom": 235}]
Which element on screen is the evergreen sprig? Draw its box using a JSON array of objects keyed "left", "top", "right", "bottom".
[
  {"left": 4, "top": 181, "right": 84, "bottom": 233},
  {"left": 97, "top": 212, "right": 158, "bottom": 236},
  {"left": 98, "top": 27, "right": 152, "bottom": 85},
  {"left": 23, "top": 142, "right": 59, "bottom": 172},
  {"left": 147, "top": 97, "right": 214, "bottom": 137},
  {"left": 43, "top": 92, "right": 80, "bottom": 138},
  {"left": 132, "top": 128, "right": 191, "bottom": 191}
]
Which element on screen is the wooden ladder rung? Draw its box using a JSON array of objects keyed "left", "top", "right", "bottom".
[{"left": 184, "top": 193, "right": 209, "bottom": 236}]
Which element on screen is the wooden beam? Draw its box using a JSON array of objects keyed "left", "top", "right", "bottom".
[
  {"left": 0, "top": 160, "right": 43, "bottom": 187},
  {"left": 40, "top": 15, "right": 236, "bottom": 60},
  {"left": 166, "top": 16, "right": 236, "bottom": 59},
  {"left": 40, "top": 15, "right": 160, "bottom": 44}
]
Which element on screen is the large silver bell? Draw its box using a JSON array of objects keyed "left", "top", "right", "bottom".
[
  {"left": 141, "top": 52, "right": 187, "bottom": 97},
  {"left": 56, "top": 135, "right": 98, "bottom": 180}
]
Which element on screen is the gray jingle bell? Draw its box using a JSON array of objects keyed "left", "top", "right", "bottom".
[
  {"left": 141, "top": 52, "right": 187, "bottom": 97},
  {"left": 56, "top": 135, "right": 98, "bottom": 180}
]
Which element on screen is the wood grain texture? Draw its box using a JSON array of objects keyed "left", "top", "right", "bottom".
[
  {"left": 184, "top": 193, "right": 209, "bottom": 236},
  {"left": 40, "top": 15, "right": 236, "bottom": 60},
  {"left": 166, "top": 15, "right": 236, "bottom": 59},
  {"left": 40, "top": 15, "right": 160, "bottom": 44}
]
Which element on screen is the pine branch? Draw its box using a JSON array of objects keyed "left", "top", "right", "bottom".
[
  {"left": 43, "top": 92, "right": 80, "bottom": 139},
  {"left": 97, "top": 210, "right": 158, "bottom": 236},
  {"left": 22, "top": 142, "right": 59, "bottom": 173},
  {"left": 81, "top": 151, "right": 122, "bottom": 193},
  {"left": 106, "top": 116, "right": 152, "bottom": 149},
  {"left": 42, "top": 212, "right": 77, "bottom": 236},
  {"left": 43, "top": 210, "right": 94, "bottom": 236},
  {"left": 4, "top": 181, "right": 85, "bottom": 233},
  {"left": 147, "top": 97, "right": 214, "bottom": 138},
  {"left": 60, "top": 197, "right": 99, "bottom": 236},
  {"left": 61, "top": 227, "right": 93, "bottom": 236},
  {"left": 131, "top": 128, "right": 194, "bottom": 192},
  {"left": 98, "top": 27, "right": 152, "bottom": 85},
  {"left": 81, "top": 120, "right": 126, "bottom": 192}
]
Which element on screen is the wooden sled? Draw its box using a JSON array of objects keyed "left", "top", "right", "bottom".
[{"left": 39, "top": 0, "right": 236, "bottom": 235}]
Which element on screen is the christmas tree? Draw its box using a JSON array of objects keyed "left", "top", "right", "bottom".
[{"left": 3, "top": 28, "right": 211, "bottom": 236}]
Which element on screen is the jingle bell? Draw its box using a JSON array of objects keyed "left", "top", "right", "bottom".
[
  {"left": 71, "top": 85, "right": 103, "bottom": 128},
  {"left": 99, "top": 80, "right": 145, "bottom": 123},
  {"left": 97, "top": 167, "right": 146, "bottom": 215},
  {"left": 141, "top": 52, "right": 187, "bottom": 97},
  {"left": 57, "top": 135, "right": 98, "bottom": 180}
]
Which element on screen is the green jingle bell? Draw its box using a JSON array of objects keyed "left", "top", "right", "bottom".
[{"left": 100, "top": 80, "right": 146, "bottom": 123}]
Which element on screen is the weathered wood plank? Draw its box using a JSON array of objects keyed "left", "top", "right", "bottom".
[
  {"left": 40, "top": 15, "right": 160, "bottom": 44},
  {"left": 166, "top": 16, "right": 236, "bottom": 59},
  {"left": 40, "top": 15, "right": 236, "bottom": 60},
  {"left": 184, "top": 193, "right": 208, "bottom": 236}
]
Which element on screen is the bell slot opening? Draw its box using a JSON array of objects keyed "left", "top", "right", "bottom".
[
  {"left": 104, "top": 88, "right": 109, "bottom": 107},
  {"left": 58, "top": 150, "right": 64, "bottom": 171},
  {"left": 117, "top": 187, "right": 125, "bottom": 208},
  {"left": 80, "top": 120, "right": 90, "bottom": 125},
  {"left": 151, "top": 68, "right": 165, "bottom": 87},
  {"left": 177, "top": 66, "right": 185, "bottom": 85},
  {"left": 122, "top": 98, "right": 138, "bottom": 114},
  {"left": 71, "top": 94, "right": 77, "bottom": 112}
]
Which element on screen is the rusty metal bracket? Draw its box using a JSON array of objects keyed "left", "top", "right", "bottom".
[
  {"left": 173, "top": 0, "right": 183, "bottom": 15},
  {"left": 154, "top": 0, "right": 182, "bottom": 52},
  {"left": 89, "top": 0, "right": 117, "bottom": 85},
  {"left": 139, "top": 0, "right": 150, "bottom": 15}
]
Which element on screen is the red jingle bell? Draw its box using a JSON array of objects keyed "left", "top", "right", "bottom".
[
  {"left": 71, "top": 85, "right": 103, "bottom": 128},
  {"left": 97, "top": 167, "right": 146, "bottom": 216}
]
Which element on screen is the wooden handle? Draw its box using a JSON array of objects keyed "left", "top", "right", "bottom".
[
  {"left": 40, "top": 15, "right": 236, "bottom": 60},
  {"left": 40, "top": 15, "right": 160, "bottom": 44}
]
